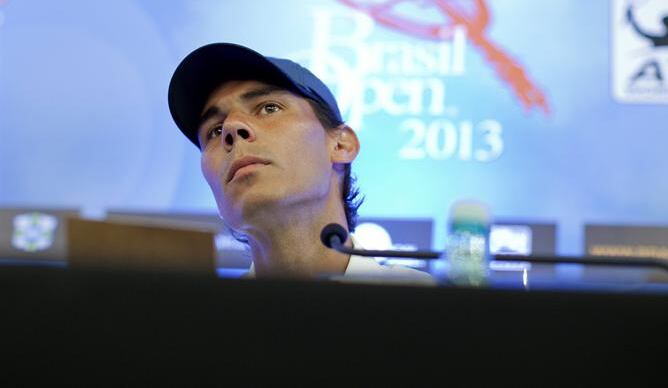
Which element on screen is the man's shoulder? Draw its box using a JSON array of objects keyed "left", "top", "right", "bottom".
[
  {"left": 340, "top": 236, "right": 436, "bottom": 285},
  {"left": 340, "top": 255, "right": 436, "bottom": 286}
]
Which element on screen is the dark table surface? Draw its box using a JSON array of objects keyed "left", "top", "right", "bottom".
[{"left": 1, "top": 261, "right": 667, "bottom": 384}]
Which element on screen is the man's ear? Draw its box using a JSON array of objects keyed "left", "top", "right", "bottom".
[{"left": 329, "top": 124, "right": 360, "bottom": 166}]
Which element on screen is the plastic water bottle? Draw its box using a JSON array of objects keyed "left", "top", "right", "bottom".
[{"left": 444, "top": 200, "right": 491, "bottom": 286}]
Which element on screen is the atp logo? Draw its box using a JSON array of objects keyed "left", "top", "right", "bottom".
[
  {"left": 12, "top": 212, "right": 58, "bottom": 252},
  {"left": 612, "top": 0, "right": 668, "bottom": 103}
]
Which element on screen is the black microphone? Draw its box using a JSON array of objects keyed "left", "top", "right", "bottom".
[
  {"left": 320, "top": 223, "right": 348, "bottom": 249},
  {"left": 320, "top": 223, "right": 440, "bottom": 259},
  {"left": 319, "top": 223, "right": 668, "bottom": 271}
]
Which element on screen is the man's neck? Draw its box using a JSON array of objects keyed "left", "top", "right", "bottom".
[{"left": 243, "top": 197, "right": 352, "bottom": 279}]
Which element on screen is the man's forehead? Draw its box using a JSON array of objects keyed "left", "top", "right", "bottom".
[
  {"left": 202, "top": 80, "right": 293, "bottom": 112},
  {"left": 211, "top": 79, "right": 280, "bottom": 94}
]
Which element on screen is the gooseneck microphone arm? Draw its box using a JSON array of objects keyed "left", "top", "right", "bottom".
[
  {"left": 494, "top": 254, "right": 668, "bottom": 271},
  {"left": 320, "top": 223, "right": 668, "bottom": 271}
]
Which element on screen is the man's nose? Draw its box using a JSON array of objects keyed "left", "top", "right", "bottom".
[{"left": 221, "top": 113, "right": 256, "bottom": 151}]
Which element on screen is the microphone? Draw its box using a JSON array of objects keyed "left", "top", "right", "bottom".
[
  {"left": 319, "top": 223, "right": 668, "bottom": 271},
  {"left": 320, "top": 223, "right": 348, "bottom": 249},
  {"left": 320, "top": 223, "right": 440, "bottom": 259}
]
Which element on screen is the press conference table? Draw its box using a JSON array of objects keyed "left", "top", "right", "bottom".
[{"left": 1, "top": 261, "right": 667, "bottom": 384}]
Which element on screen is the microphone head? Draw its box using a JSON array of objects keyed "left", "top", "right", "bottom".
[{"left": 320, "top": 223, "right": 348, "bottom": 248}]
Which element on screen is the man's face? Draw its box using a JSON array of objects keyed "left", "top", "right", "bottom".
[{"left": 198, "top": 80, "right": 337, "bottom": 230}]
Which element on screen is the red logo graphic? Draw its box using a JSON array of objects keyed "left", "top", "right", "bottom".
[{"left": 339, "top": 0, "right": 551, "bottom": 115}]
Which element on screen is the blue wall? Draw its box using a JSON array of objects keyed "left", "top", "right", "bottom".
[{"left": 2, "top": 0, "right": 667, "bottom": 255}]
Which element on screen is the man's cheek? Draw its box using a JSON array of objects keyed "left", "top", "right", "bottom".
[
  {"left": 201, "top": 162, "right": 221, "bottom": 189},
  {"left": 203, "top": 172, "right": 218, "bottom": 193}
]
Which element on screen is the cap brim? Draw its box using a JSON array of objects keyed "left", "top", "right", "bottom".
[{"left": 168, "top": 43, "right": 297, "bottom": 148}]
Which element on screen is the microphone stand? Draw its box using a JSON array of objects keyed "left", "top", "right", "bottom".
[{"left": 321, "top": 223, "right": 668, "bottom": 272}]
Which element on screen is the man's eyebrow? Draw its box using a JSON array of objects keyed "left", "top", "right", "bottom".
[
  {"left": 239, "top": 85, "right": 289, "bottom": 101},
  {"left": 197, "top": 86, "right": 290, "bottom": 130}
]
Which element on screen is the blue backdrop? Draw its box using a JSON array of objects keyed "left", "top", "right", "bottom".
[{"left": 1, "top": 0, "right": 667, "bottom": 255}]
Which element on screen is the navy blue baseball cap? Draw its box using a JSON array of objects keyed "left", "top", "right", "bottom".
[{"left": 168, "top": 43, "right": 343, "bottom": 148}]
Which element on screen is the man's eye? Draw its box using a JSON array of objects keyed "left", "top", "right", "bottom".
[
  {"left": 207, "top": 125, "right": 223, "bottom": 140},
  {"left": 260, "top": 103, "right": 281, "bottom": 115}
]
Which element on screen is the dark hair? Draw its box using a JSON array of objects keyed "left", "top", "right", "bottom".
[{"left": 305, "top": 98, "right": 364, "bottom": 232}]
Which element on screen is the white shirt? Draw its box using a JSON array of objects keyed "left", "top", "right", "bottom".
[{"left": 244, "top": 237, "right": 436, "bottom": 286}]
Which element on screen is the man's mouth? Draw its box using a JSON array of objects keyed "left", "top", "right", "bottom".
[{"left": 226, "top": 156, "right": 271, "bottom": 183}]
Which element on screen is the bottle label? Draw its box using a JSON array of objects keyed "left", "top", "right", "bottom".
[{"left": 447, "top": 227, "right": 490, "bottom": 286}]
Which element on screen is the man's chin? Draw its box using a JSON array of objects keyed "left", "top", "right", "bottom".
[{"left": 220, "top": 193, "right": 284, "bottom": 226}]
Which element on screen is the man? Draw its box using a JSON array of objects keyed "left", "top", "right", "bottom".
[{"left": 168, "top": 43, "right": 434, "bottom": 284}]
